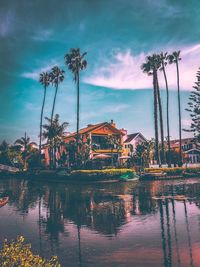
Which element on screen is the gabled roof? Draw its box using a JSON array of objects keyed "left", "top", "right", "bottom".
[
  {"left": 64, "top": 122, "right": 123, "bottom": 139},
  {"left": 184, "top": 148, "right": 200, "bottom": 154},
  {"left": 124, "top": 132, "right": 146, "bottom": 143}
]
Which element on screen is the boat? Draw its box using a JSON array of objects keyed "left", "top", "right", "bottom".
[
  {"left": 119, "top": 172, "right": 139, "bottom": 182},
  {"left": 0, "top": 197, "right": 9, "bottom": 208}
]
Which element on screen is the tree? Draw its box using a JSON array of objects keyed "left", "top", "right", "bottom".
[
  {"left": 64, "top": 48, "right": 87, "bottom": 159},
  {"left": 185, "top": 68, "right": 200, "bottom": 141},
  {"left": 0, "top": 140, "right": 11, "bottom": 165},
  {"left": 14, "top": 133, "right": 37, "bottom": 170},
  {"left": 42, "top": 114, "right": 69, "bottom": 169},
  {"left": 133, "top": 140, "right": 154, "bottom": 168},
  {"left": 159, "top": 52, "right": 171, "bottom": 166},
  {"left": 141, "top": 55, "right": 161, "bottom": 166},
  {"left": 39, "top": 72, "right": 50, "bottom": 163},
  {"left": 168, "top": 51, "right": 182, "bottom": 165},
  {"left": 50, "top": 66, "right": 65, "bottom": 124},
  {"left": 49, "top": 66, "right": 65, "bottom": 168},
  {"left": 106, "top": 134, "right": 122, "bottom": 167}
]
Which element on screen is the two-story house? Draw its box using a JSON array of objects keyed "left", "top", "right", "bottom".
[{"left": 63, "top": 120, "right": 124, "bottom": 164}]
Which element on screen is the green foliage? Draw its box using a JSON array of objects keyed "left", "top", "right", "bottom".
[
  {"left": 185, "top": 67, "right": 200, "bottom": 141},
  {"left": 42, "top": 114, "right": 69, "bottom": 168},
  {"left": 0, "top": 236, "right": 60, "bottom": 267},
  {"left": 132, "top": 140, "right": 154, "bottom": 168},
  {"left": 71, "top": 168, "right": 136, "bottom": 180},
  {"left": 145, "top": 167, "right": 200, "bottom": 176},
  {"left": 64, "top": 48, "right": 87, "bottom": 82}
]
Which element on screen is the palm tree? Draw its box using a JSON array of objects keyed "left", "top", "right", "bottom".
[
  {"left": 49, "top": 66, "right": 65, "bottom": 168},
  {"left": 39, "top": 72, "right": 50, "bottom": 163},
  {"left": 168, "top": 51, "right": 182, "bottom": 165},
  {"left": 156, "top": 70, "right": 165, "bottom": 165},
  {"left": 15, "top": 133, "right": 37, "bottom": 170},
  {"left": 141, "top": 55, "right": 161, "bottom": 166},
  {"left": 160, "top": 52, "right": 171, "bottom": 166},
  {"left": 50, "top": 66, "right": 65, "bottom": 124},
  {"left": 42, "top": 114, "right": 69, "bottom": 169},
  {"left": 64, "top": 48, "right": 87, "bottom": 159}
]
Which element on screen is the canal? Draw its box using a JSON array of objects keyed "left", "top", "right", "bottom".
[{"left": 0, "top": 177, "right": 200, "bottom": 267}]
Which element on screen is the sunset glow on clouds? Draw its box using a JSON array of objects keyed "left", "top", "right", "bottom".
[{"left": 85, "top": 44, "right": 200, "bottom": 91}]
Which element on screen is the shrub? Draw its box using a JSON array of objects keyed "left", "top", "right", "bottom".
[
  {"left": 145, "top": 167, "right": 200, "bottom": 176},
  {"left": 71, "top": 168, "right": 136, "bottom": 180},
  {"left": 0, "top": 236, "right": 60, "bottom": 267}
]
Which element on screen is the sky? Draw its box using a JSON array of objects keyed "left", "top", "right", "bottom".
[{"left": 0, "top": 0, "right": 200, "bottom": 143}]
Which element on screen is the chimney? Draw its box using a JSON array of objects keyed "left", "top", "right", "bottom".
[{"left": 110, "top": 119, "right": 116, "bottom": 128}]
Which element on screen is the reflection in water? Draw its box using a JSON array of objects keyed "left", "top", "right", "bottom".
[
  {"left": 172, "top": 200, "right": 181, "bottom": 267},
  {"left": 159, "top": 200, "right": 168, "bottom": 267},
  {"left": 165, "top": 200, "right": 172, "bottom": 267},
  {"left": 183, "top": 201, "right": 194, "bottom": 267},
  {"left": 0, "top": 178, "right": 200, "bottom": 266}
]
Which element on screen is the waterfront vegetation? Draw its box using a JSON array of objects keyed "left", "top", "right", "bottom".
[
  {"left": 0, "top": 236, "right": 60, "bottom": 267},
  {"left": 71, "top": 168, "right": 136, "bottom": 180}
]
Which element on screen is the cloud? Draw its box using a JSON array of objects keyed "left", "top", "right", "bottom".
[
  {"left": 84, "top": 44, "right": 200, "bottom": 91},
  {"left": 32, "top": 29, "right": 53, "bottom": 41},
  {"left": 0, "top": 10, "right": 15, "bottom": 37},
  {"left": 25, "top": 102, "right": 40, "bottom": 111},
  {"left": 21, "top": 61, "right": 59, "bottom": 81},
  {"left": 82, "top": 103, "right": 129, "bottom": 120}
]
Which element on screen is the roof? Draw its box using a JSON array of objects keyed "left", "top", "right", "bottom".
[
  {"left": 124, "top": 132, "right": 146, "bottom": 143},
  {"left": 170, "top": 137, "right": 194, "bottom": 145},
  {"left": 184, "top": 148, "right": 200, "bottom": 154},
  {"left": 64, "top": 122, "right": 123, "bottom": 139}
]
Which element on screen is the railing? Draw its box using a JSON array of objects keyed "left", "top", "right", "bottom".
[{"left": 0, "top": 164, "right": 19, "bottom": 173}]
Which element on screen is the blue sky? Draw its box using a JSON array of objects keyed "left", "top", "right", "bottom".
[{"left": 0, "top": 0, "right": 200, "bottom": 143}]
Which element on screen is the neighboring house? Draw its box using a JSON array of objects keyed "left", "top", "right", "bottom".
[
  {"left": 123, "top": 132, "right": 147, "bottom": 157},
  {"left": 170, "top": 138, "right": 200, "bottom": 164}
]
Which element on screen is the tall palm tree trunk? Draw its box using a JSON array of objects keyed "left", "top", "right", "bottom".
[
  {"left": 176, "top": 62, "right": 182, "bottom": 165},
  {"left": 156, "top": 77, "right": 165, "bottom": 165},
  {"left": 39, "top": 85, "right": 47, "bottom": 164},
  {"left": 153, "top": 71, "right": 160, "bottom": 166},
  {"left": 51, "top": 83, "right": 58, "bottom": 124},
  {"left": 50, "top": 83, "right": 58, "bottom": 168},
  {"left": 162, "top": 66, "right": 171, "bottom": 167},
  {"left": 76, "top": 71, "right": 80, "bottom": 165}
]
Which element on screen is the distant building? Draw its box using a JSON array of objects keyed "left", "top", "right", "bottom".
[{"left": 170, "top": 138, "right": 200, "bottom": 164}]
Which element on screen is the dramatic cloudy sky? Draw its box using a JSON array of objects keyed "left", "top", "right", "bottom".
[{"left": 0, "top": 0, "right": 200, "bottom": 142}]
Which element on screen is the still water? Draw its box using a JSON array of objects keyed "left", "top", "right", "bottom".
[{"left": 0, "top": 178, "right": 200, "bottom": 267}]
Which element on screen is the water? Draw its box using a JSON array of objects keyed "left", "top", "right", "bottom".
[{"left": 0, "top": 177, "right": 200, "bottom": 267}]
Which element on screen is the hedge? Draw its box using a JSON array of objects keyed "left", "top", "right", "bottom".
[
  {"left": 145, "top": 167, "right": 200, "bottom": 176},
  {"left": 71, "top": 168, "right": 136, "bottom": 180}
]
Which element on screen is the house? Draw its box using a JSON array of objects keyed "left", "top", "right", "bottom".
[
  {"left": 63, "top": 120, "right": 124, "bottom": 165},
  {"left": 170, "top": 137, "right": 200, "bottom": 164},
  {"left": 123, "top": 132, "right": 147, "bottom": 157}
]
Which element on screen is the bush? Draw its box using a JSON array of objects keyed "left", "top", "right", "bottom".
[
  {"left": 0, "top": 236, "right": 60, "bottom": 267},
  {"left": 145, "top": 167, "right": 200, "bottom": 176},
  {"left": 71, "top": 168, "right": 136, "bottom": 180}
]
